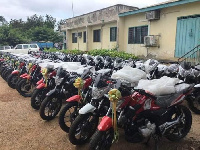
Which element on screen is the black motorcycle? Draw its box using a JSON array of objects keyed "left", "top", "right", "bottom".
[{"left": 39, "top": 67, "right": 78, "bottom": 121}]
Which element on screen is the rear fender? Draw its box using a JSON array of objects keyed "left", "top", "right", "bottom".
[
  {"left": 36, "top": 83, "right": 46, "bottom": 89},
  {"left": 79, "top": 103, "right": 96, "bottom": 114},
  {"left": 66, "top": 95, "right": 82, "bottom": 103},
  {"left": 11, "top": 70, "right": 19, "bottom": 75},
  {"left": 98, "top": 116, "right": 112, "bottom": 131}
]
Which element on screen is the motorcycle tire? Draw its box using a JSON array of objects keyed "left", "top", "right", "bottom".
[
  {"left": 4, "top": 69, "right": 13, "bottom": 82},
  {"left": 1, "top": 68, "right": 8, "bottom": 80},
  {"left": 39, "top": 95, "right": 62, "bottom": 121},
  {"left": 89, "top": 128, "right": 114, "bottom": 150},
  {"left": 7, "top": 74, "right": 18, "bottom": 89},
  {"left": 16, "top": 79, "right": 33, "bottom": 97},
  {"left": 15, "top": 78, "right": 23, "bottom": 92},
  {"left": 31, "top": 88, "right": 48, "bottom": 110},
  {"left": 166, "top": 105, "right": 192, "bottom": 141},
  {"left": 59, "top": 102, "right": 79, "bottom": 133},
  {"left": 0, "top": 67, "right": 6, "bottom": 77},
  {"left": 69, "top": 113, "right": 99, "bottom": 145},
  {"left": 187, "top": 97, "right": 200, "bottom": 114}
]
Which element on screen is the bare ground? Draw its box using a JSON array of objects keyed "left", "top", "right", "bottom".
[{"left": 0, "top": 77, "right": 200, "bottom": 150}]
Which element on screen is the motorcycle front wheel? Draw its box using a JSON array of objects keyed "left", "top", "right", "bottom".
[
  {"left": 69, "top": 113, "right": 99, "bottom": 145},
  {"left": 165, "top": 105, "right": 192, "bottom": 141},
  {"left": 7, "top": 74, "right": 18, "bottom": 89},
  {"left": 31, "top": 88, "right": 48, "bottom": 110},
  {"left": 89, "top": 128, "right": 114, "bottom": 150},
  {"left": 39, "top": 95, "right": 62, "bottom": 120},
  {"left": 59, "top": 102, "right": 79, "bottom": 133},
  {"left": 16, "top": 79, "right": 34, "bottom": 97}
]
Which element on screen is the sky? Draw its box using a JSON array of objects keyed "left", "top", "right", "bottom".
[{"left": 0, "top": 0, "right": 168, "bottom": 22}]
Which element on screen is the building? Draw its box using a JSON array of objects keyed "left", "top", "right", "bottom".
[
  {"left": 61, "top": 0, "right": 200, "bottom": 60},
  {"left": 118, "top": 0, "right": 200, "bottom": 60},
  {"left": 61, "top": 4, "right": 138, "bottom": 51}
]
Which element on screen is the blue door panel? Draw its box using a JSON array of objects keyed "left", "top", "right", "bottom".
[{"left": 175, "top": 15, "right": 200, "bottom": 58}]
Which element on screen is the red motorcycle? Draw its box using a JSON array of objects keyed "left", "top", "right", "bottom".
[
  {"left": 16, "top": 63, "right": 42, "bottom": 97},
  {"left": 31, "top": 67, "right": 56, "bottom": 110},
  {"left": 89, "top": 82, "right": 193, "bottom": 150},
  {"left": 7, "top": 61, "right": 27, "bottom": 89}
]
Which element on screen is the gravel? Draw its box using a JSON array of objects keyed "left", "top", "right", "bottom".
[{"left": 0, "top": 77, "right": 200, "bottom": 150}]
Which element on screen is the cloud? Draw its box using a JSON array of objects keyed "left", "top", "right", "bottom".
[{"left": 0, "top": 0, "right": 167, "bottom": 21}]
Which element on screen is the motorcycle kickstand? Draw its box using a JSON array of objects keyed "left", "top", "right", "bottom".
[
  {"left": 153, "top": 135, "right": 160, "bottom": 150},
  {"left": 144, "top": 135, "right": 151, "bottom": 146}
]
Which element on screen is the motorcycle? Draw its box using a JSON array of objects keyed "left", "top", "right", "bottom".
[
  {"left": 39, "top": 66, "right": 80, "bottom": 121},
  {"left": 178, "top": 62, "right": 200, "bottom": 114},
  {"left": 58, "top": 67, "right": 94, "bottom": 132},
  {"left": 7, "top": 60, "right": 27, "bottom": 89},
  {"left": 68, "top": 69, "right": 112, "bottom": 145},
  {"left": 16, "top": 63, "right": 42, "bottom": 97},
  {"left": 89, "top": 81, "right": 193, "bottom": 150},
  {"left": 31, "top": 66, "right": 56, "bottom": 110}
]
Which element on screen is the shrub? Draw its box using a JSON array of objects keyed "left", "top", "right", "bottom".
[{"left": 44, "top": 48, "right": 138, "bottom": 60}]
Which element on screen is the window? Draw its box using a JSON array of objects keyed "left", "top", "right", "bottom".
[
  {"left": 93, "top": 29, "right": 101, "bottom": 42},
  {"left": 30, "top": 44, "right": 37, "bottom": 48},
  {"left": 72, "top": 33, "right": 77, "bottom": 43},
  {"left": 23, "top": 45, "right": 29, "bottom": 49},
  {"left": 16, "top": 45, "right": 22, "bottom": 49},
  {"left": 83, "top": 31, "right": 86, "bottom": 43},
  {"left": 5, "top": 46, "right": 11, "bottom": 50},
  {"left": 128, "top": 26, "right": 148, "bottom": 44},
  {"left": 110, "top": 27, "right": 117, "bottom": 41}
]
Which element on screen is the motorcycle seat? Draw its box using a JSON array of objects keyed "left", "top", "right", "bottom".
[{"left": 155, "top": 93, "right": 181, "bottom": 108}]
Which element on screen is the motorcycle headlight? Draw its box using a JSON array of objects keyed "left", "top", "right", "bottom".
[
  {"left": 109, "top": 98, "right": 124, "bottom": 110},
  {"left": 92, "top": 86, "right": 110, "bottom": 99},
  {"left": 55, "top": 76, "right": 63, "bottom": 85}
]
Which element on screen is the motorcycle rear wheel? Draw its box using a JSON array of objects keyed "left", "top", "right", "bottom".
[{"left": 165, "top": 105, "right": 192, "bottom": 141}]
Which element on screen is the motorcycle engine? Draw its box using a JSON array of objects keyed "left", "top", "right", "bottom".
[{"left": 138, "top": 120, "right": 156, "bottom": 137}]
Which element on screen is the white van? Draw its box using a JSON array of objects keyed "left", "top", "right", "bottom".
[{"left": 2, "top": 44, "right": 40, "bottom": 54}]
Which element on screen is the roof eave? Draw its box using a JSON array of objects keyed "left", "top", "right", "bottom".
[{"left": 119, "top": 0, "right": 200, "bottom": 17}]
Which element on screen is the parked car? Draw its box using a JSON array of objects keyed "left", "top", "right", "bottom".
[
  {"left": 0, "top": 46, "right": 12, "bottom": 50},
  {"left": 1, "top": 44, "right": 40, "bottom": 54}
]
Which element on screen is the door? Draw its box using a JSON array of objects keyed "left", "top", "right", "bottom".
[{"left": 175, "top": 15, "right": 200, "bottom": 57}]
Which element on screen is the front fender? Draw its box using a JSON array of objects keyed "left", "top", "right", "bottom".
[
  {"left": 22, "top": 74, "right": 31, "bottom": 80},
  {"left": 36, "top": 79, "right": 44, "bottom": 85},
  {"left": 20, "top": 73, "right": 28, "bottom": 78},
  {"left": 66, "top": 95, "right": 82, "bottom": 103},
  {"left": 98, "top": 116, "right": 112, "bottom": 131},
  {"left": 79, "top": 103, "right": 96, "bottom": 114},
  {"left": 36, "top": 83, "right": 46, "bottom": 89},
  {"left": 11, "top": 70, "right": 19, "bottom": 75}
]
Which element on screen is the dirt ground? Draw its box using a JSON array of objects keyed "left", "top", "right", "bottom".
[{"left": 0, "top": 77, "right": 200, "bottom": 150}]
